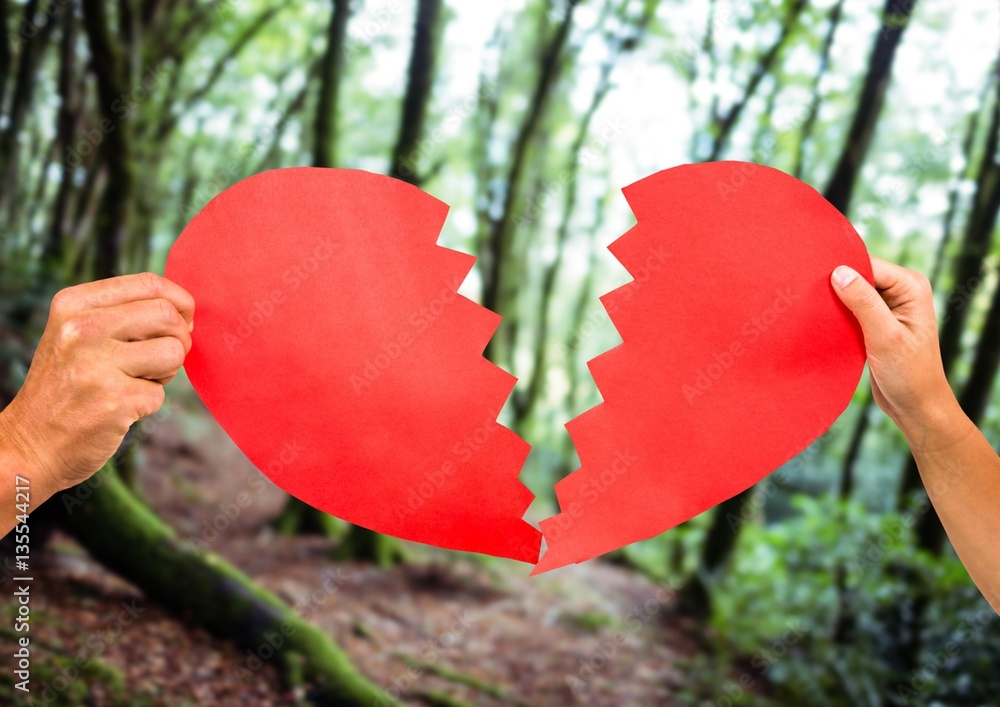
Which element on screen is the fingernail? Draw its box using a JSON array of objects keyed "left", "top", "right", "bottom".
[
  {"left": 189, "top": 319, "right": 194, "bottom": 333},
  {"left": 832, "top": 266, "right": 858, "bottom": 289}
]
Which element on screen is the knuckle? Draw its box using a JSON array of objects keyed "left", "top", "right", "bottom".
[
  {"left": 103, "top": 396, "right": 123, "bottom": 420},
  {"left": 156, "top": 298, "right": 180, "bottom": 325},
  {"left": 858, "top": 288, "right": 882, "bottom": 312},
  {"left": 164, "top": 337, "right": 186, "bottom": 365},
  {"left": 137, "top": 271, "right": 164, "bottom": 296},
  {"left": 173, "top": 284, "right": 195, "bottom": 313},
  {"left": 139, "top": 386, "right": 166, "bottom": 419},
  {"left": 57, "top": 314, "right": 91, "bottom": 345},
  {"left": 108, "top": 337, "right": 127, "bottom": 365},
  {"left": 50, "top": 288, "right": 74, "bottom": 314},
  {"left": 70, "top": 367, "right": 94, "bottom": 395}
]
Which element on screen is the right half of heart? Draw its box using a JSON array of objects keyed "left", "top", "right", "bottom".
[{"left": 533, "top": 161, "right": 872, "bottom": 574}]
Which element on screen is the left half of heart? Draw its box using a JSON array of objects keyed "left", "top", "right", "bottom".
[{"left": 165, "top": 167, "right": 541, "bottom": 563}]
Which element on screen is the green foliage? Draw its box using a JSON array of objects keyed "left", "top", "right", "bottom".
[
  {"left": 676, "top": 495, "right": 1000, "bottom": 706},
  {"left": 559, "top": 609, "right": 617, "bottom": 633}
]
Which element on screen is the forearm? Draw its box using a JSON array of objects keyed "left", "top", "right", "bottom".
[
  {"left": 900, "top": 396, "right": 1000, "bottom": 612},
  {"left": 0, "top": 409, "right": 62, "bottom": 537}
]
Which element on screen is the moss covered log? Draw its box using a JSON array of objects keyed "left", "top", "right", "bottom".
[{"left": 56, "top": 463, "right": 391, "bottom": 706}]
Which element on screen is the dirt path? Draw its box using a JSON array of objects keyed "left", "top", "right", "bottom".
[{"left": 2, "top": 402, "right": 703, "bottom": 706}]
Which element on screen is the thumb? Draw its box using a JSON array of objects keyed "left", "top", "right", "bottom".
[{"left": 831, "top": 265, "right": 897, "bottom": 347}]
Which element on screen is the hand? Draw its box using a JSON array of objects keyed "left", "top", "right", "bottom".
[
  {"left": 0, "top": 273, "right": 194, "bottom": 497},
  {"left": 831, "top": 257, "right": 962, "bottom": 449}
]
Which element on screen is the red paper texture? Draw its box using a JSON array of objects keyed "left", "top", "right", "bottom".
[
  {"left": 165, "top": 167, "right": 541, "bottom": 563},
  {"left": 532, "top": 161, "right": 871, "bottom": 573}
]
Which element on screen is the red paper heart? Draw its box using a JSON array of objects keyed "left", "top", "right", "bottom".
[
  {"left": 531, "top": 161, "right": 871, "bottom": 572},
  {"left": 165, "top": 167, "right": 541, "bottom": 563}
]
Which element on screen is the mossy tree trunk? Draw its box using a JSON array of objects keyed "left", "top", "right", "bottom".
[
  {"left": 55, "top": 464, "right": 391, "bottom": 705},
  {"left": 271, "top": 496, "right": 343, "bottom": 537},
  {"left": 334, "top": 525, "right": 408, "bottom": 568}
]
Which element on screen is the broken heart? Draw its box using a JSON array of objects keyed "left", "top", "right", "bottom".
[{"left": 164, "top": 162, "right": 870, "bottom": 572}]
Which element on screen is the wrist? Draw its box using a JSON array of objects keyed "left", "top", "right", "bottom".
[
  {"left": 0, "top": 403, "right": 64, "bottom": 503},
  {"left": 895, "top": 382, "right": 972, "bottom": 457}
]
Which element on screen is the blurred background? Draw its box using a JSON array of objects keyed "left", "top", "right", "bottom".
[{"left": 1, "top": 0, "right": 999, "bottom": 704}]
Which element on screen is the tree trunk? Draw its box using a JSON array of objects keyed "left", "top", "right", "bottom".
[
  {"left": 929, "top": 93, "right": 988, "bottom": 286},
  {"left": 312, "top": 0, "right": 351, "bottom": 169},
  {"left": 255, "top": 61, "right": 322, "bottom": 173},
  {"left": 0, "top": 0, "right": 58, "bottom": 208},
  {"left": 677, "top": 488, "right": 754, "bottom": 619},
  {"left": 389, "top": 0, "right": 444, "bottom": 185},
  {"left": 0, "top": 0, "right": 11, "bottom": 116},
  {"left": 791, "top": 0, "right": 846, "bottom": 179},
  {"left": 705, "top": 0, "right": 808, "bottom": 162},
  {"left": 822, "top": 0, "right": 920, "bottom": 215},
  {"left": 839, "top": 393, "right": 873, "bottom": 502},
  {"left": 55, "top": 464, "right": 389, "bottom": 705},
  {"left": 480, "top": 0, "right": 580, "bottom": 365},
  {"left": 80, "top": 0, "right": 135, "bottom": 279},
  {"left": 43, "top": 10, "right": 79, "bottom": 273},
  {"left": 271, "top": 496, "right": 342, "bottom": 537},
  {"left": 334, "top": 525, "right": 408, "bottom": 568},
  {"left": 956, "top": 280, "right": 1000, "bottom": 426}
]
